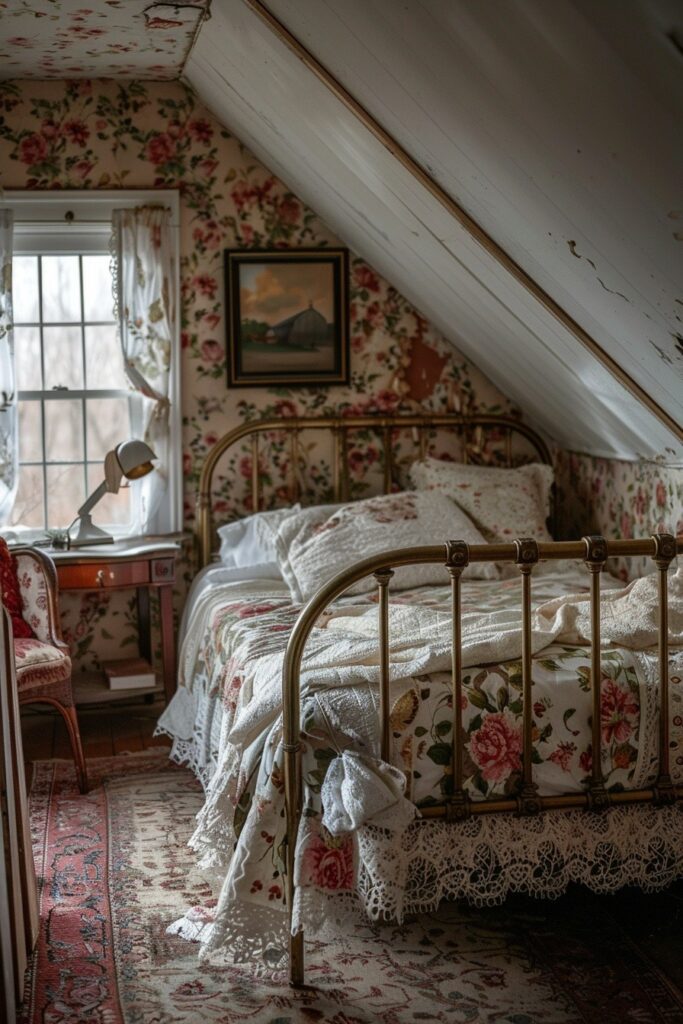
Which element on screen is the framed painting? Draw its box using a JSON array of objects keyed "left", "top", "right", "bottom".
[{"left": 224, "top": 248, "right": 349, "bottom": 387}]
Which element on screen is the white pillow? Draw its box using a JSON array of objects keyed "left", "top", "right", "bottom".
[
  {"left": 275, "top": 490, "right": 497, "bottom": 603},
  {"left": 217, "top": 505, "right": 302, "bottom": 572},
  {"left": 409, "top": 458, "right": 554, "bottom": 543}
]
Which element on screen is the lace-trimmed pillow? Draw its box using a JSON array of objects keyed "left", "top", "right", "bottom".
[
  {"left": 275, "top": 490, "right": 498, "bottom": 603},
  {"left": 409, "top": 459, "right": 554, "bottom": 543}
]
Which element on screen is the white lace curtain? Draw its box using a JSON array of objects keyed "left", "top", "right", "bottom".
[
  {"left": 111, "top": 206, "right": 176, "bottom": 534},
  {"left": 0, "top": 211, "right": 17, "bottom": 525}
]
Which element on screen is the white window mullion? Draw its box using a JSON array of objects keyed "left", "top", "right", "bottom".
[{"left": 4, "top": 189, "right": 180, "bottom": 537}]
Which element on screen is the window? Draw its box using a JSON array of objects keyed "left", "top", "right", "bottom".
[
  {"left": 4, "top": 191, "right": 182, "bottom": 538},
  {"left": 11, "top": 249, "right": 134, "bottom": 533}
]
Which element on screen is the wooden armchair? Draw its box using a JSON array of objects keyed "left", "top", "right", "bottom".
[{"left": 12, "top": 546, "right": 87, "bottom": 793}]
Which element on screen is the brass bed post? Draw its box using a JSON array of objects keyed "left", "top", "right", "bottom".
[
  {"left": 333, "top": 426, "right": 342, "bottom": 503},
  {"left": 196, "top": 490, "right": 211, "bottom": 570},
  {"left": 446, "top": 541, "right": 470, "bottom": 817},
  {"left": 283, "top": 635, "right": 304, "bottom": 987},
  {"left": 289, "top": 428, "right": 300, "bottom": 503},
  {"left": 652, "top": 533, "right": 677, "bottom": 802},
  {"left": 341, "top": 427, "right": 350, "bottom": 502},
  {"left": 251, "top": 434, "right": 260, "bottom": 513},
  {"left": 514, "top": 538, "right": 541, "bottom": 814},
  {"left": 375, "top": 568, "right": 394, "bottom": 762},
  {"left": 583, "top": 536, "right": 610, "bottom": 810},
  {"left": 383, "top": 426, "right": 392, "bottom": 494},
  {"left": 418, "top": 424, "right": 427, "bottom": 460}
]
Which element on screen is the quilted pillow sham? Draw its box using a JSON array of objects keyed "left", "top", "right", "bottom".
[
  {"left": 409, "top": 458, "right": 554, "bottom": 543},
  {"left": 275, "top": 490, "right": 498, "bottom": 603}
]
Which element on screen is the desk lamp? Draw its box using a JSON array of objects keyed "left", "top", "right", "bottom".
[{"left": 64, "top": 440, "right": 156, "bottom": 548}]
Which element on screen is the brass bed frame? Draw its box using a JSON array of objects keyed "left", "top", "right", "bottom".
[{"left": 194, "top": 413, "right": 681, "bottom": 987}]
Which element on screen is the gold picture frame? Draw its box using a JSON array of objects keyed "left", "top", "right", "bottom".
[{"left": 224, "top": 248, "right": 349, "bottom": 387}]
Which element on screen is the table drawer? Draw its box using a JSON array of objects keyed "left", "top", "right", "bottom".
[{"left": 57, "top": 560, "right": 151, "bottom": 590}]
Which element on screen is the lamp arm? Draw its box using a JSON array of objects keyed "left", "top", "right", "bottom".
[{"left": 77, "top": 480, "right": 108, "bottom": 518}]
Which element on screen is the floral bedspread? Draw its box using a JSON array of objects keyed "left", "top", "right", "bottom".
[{"left": 159, "top": 566, "right": 683, "bottom": 962}]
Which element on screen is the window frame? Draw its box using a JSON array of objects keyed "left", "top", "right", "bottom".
[{"left": 1, "top": 190, "right": 182, "bottom": 538}]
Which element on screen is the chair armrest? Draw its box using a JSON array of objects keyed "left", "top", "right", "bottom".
[{"left": 12, "top": 547, "right": 67, "bottom": 651}]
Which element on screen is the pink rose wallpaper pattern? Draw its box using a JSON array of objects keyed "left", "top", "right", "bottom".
[
  {"left": 0, "top": 77, "right": 511, "bottom": 669},
  {"left": 553, "top": 449, "right": 682, "bottom": 580},
  {"left": 0, "top": 2, "right": 208, "bottom": 79},
  {"left": 0, "top": 78, "right": 679, "bottom": 670}
]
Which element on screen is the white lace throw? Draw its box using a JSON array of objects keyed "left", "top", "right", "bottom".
[
  {"left": 111, "top": 206, "right": 175, "bottom": 533},
  {"left": 0, "top": 210, "right": 17, "bottom": 524}
]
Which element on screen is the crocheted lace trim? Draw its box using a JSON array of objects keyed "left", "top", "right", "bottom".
[{"left": 170, "top": 804, "right": 683, "bottom": 970}]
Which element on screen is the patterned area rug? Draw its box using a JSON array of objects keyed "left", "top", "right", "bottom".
[{"left": 19, "top": 752, "right": 683, "bottom": 1024}]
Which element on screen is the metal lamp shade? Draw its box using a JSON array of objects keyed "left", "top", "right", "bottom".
[{"left": 64, "top": 439, "right": 157, "bottom": 548}]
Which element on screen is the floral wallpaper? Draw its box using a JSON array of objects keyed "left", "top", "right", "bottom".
[
  {"left": 1, "top": 78, "right": 678, "bottom": 675},
  {"left": 0, "top": 77, "right": 512, "bottom": 670},
  {"left": 0, "top": 2, "right": 208, "bottom": 79},
  {"left": 554, "top": 450, "right": 683, "bottom": 580}
]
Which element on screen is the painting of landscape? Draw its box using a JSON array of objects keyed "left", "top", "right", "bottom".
[{"left": 225, "top": 249, "right": 348, "bottom": 386}]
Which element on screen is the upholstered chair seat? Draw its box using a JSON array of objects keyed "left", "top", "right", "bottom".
[
  {"left": 14, "top": 637, "right": 73, "bottom": 694},
  {"left": 4, "top": 544, "right": 88, "bottom": 793}
]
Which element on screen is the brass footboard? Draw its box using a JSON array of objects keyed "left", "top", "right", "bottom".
[{"left": 281, "top": 534, "right": 681, "bottom": 986}]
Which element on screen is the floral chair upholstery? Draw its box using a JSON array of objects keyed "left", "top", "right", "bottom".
[{"left": 12, "top": 547, "right": 87, "bottom": 793}]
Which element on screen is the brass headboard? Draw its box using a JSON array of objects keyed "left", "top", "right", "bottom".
[{"left": 195, "top": 412, "right": 552, "bottom": 567}]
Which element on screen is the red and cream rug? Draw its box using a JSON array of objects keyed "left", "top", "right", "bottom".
[{"left": 19, "top": 752, "right": 683, "bottom": 1023}]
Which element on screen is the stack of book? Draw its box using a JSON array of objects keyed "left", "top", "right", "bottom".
[{"left": 102, "top": 658, "right": 156, "bottom": 691}]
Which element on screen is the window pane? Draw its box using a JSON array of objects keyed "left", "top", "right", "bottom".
[
  {"left": 83, "top": 255, "right": 114, "bottom": 322},
  {"left": 41, "top": 255, "right": 81, "bottom": 322},
  {"left": 10, "top": 465, "right": 45, "bottom": 529},
  {"left": 85, "top": 325, "right": 127, "bottom": 389},
  {"left": 87, "top": 462, "right": 132, "bottom": 526},
  {"left": 13, "top": 256, "right": 39, "bottom": 322},
  {"left": 86, "top": 397, "right": 131, "bottom": 461},
  {"left": 43, "top": 325, "right": 84, "bottom": 390},
  {"left": 18, "top": 400, "right": 43, "bottom": 462},
  {"left": 15, "top": 326, "right": 42, "bottom": 390},
  {"left": 46, "top": 465, "right": 86, "bottom": 528},
  {"left": 45, "top": 399, "right": 84, "bottom": 462}
]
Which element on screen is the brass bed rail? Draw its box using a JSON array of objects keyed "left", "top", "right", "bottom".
[
  {"left": 281, "top": 533, "right": 681, "bottom": 986},
  {"left": 195, "top": 412, "right": 552, "bottom": 567}
]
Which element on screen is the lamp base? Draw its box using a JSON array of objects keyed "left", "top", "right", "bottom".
[{"left": 68, "top": 514, "right": 115, "bottom": 549}]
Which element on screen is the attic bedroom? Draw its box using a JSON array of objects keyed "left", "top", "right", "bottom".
[{"left": 0, "top": 1, "right": 681, "bottom": 1021}]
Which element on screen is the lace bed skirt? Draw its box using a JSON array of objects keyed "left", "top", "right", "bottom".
[
  {"left": 155, "top": 670, "right": 223, "bottom": 790},
  {"left": 171, "top": 803, "right": 683, "bottom": 968},
  {"left": 159, "top": 660, "right": 683, "bottom": 965}
]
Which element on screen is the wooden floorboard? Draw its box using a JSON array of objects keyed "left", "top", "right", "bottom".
[{"left": 20, "top": 698, "right": 171, "bottom": 768}]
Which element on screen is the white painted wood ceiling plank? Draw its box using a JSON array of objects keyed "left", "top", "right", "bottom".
[
  {"left": 265, "top": 0, "right": 683, "bottom": 417},
  {"left": 186, "top": 0, "right": 681, "bottom": 458}
]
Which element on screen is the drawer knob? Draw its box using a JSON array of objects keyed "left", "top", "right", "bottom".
[{"left": 96, "top": 569, "right": 105, "bottom": 587}]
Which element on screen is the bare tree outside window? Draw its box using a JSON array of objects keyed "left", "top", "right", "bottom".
[{"left": 11, "top": 253, "right": 133, "bottom": 533}]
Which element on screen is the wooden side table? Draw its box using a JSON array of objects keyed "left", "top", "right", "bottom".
[{"left": 50, "top": 538, "right": 180, "bottom": 706}]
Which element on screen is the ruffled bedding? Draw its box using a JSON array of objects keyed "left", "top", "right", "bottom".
[{"left": 157, "top": 563, "right": 683, "bottom": 965}]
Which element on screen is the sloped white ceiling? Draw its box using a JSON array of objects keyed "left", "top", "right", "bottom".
[{"left": 186, "top": 0, "right": 683, "bottom": 459}]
